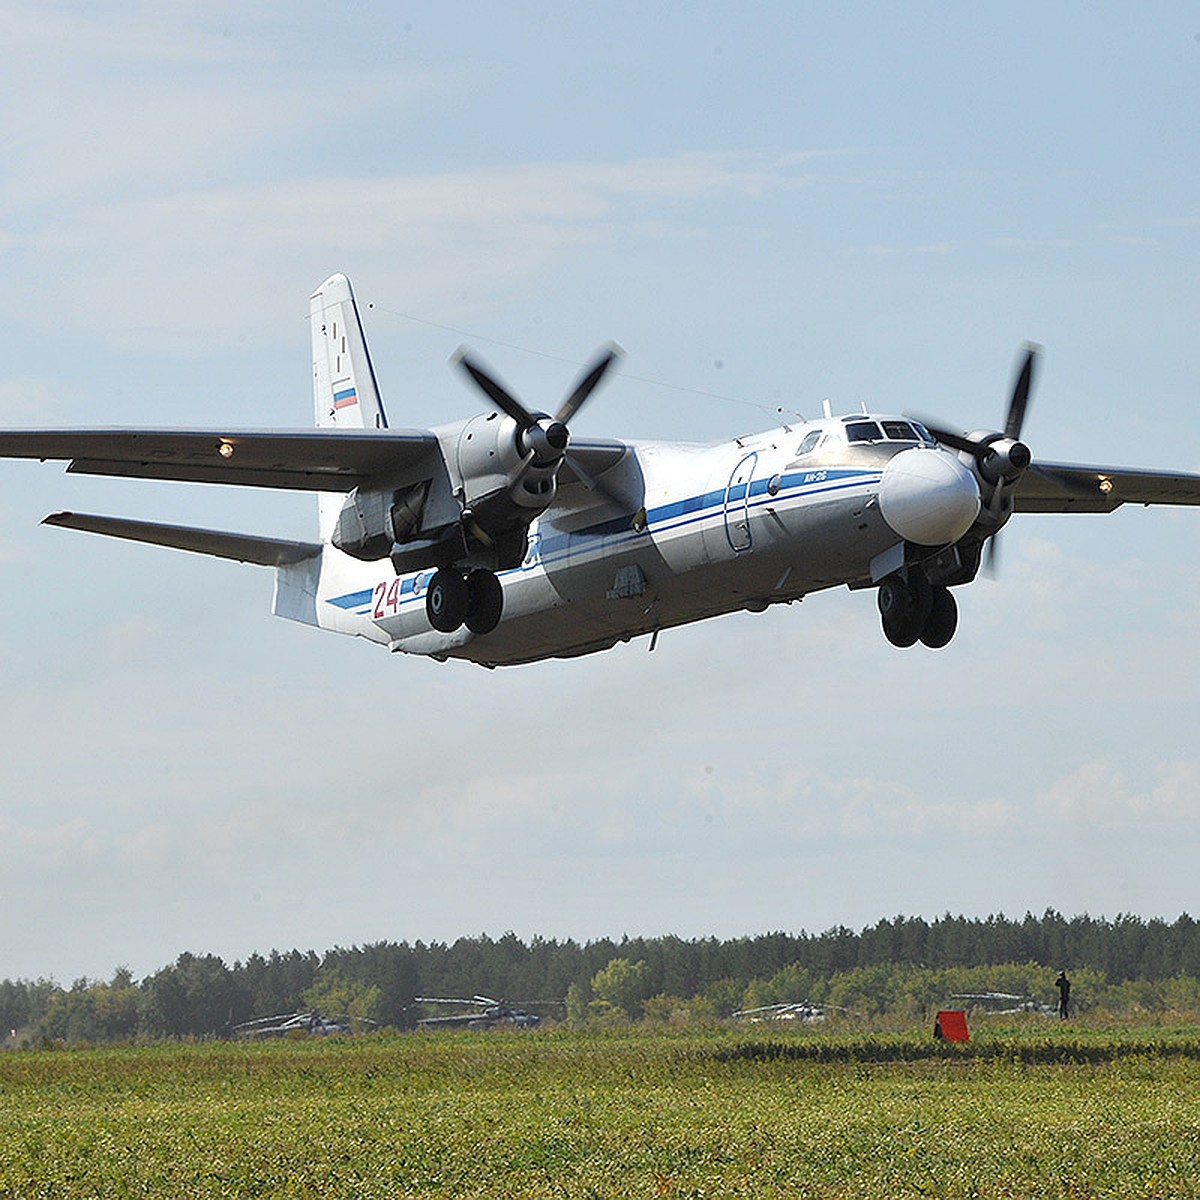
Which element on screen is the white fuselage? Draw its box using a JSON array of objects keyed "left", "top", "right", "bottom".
[{"left": 284, "top": 416, "right": 976, "bottom": 666}]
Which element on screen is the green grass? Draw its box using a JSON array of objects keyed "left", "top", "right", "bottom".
[{"left": 3, "top": 1024, "right": 1200, "bottom": 1197}]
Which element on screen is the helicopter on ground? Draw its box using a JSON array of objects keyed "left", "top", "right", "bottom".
[
  {"left": 949, "top": 992, "right": 1056, "bottom": 1016},
  {"left": 232, "top": 1010, "right": 356, "bottom": 1039},
  {"left": 414, "top": 995, "right": 545, "bottom": 1030},
  {"left": 731, "top": 1002, "right": 827, "bottom": 1023}
]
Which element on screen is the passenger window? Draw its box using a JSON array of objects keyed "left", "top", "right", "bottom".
[
  {"left": 845, "top": 421, "right": 882, "bottom": 443},
  {"left": 795, "top": 431, "right": 822, "bottom": 455}
]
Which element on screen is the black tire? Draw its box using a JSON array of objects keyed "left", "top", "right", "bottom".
[
  {"left": 919, "top": 586, "right": 958, "bottom": 649},
  {"left": 465, "top": 569, "right": 504, "bottom": 635},
  {"left": 876, "top": 574, "right": 912, "bottom": 621},
  {"left": 883, "top": 611, "right": 922, "bottom": 647},
  {"left": 426, "top": 569, "right": 469, "bottom": 632},
  {"left": 908, "top": 569, "right": 934, "bottom": 628},
  {"left": 878, "top": 574, "right": 921, "bottom": 647}
]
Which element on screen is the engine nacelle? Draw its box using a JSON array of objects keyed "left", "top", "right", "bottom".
[
  {"left": 965, "top": 432, "right": 1031, "bottom": 486},
  {"left": 453, "top": 410, "right": 563, "bottom": 527},
  {"left": 332, "top": 481, "right": 430, "bottom": 561},
  {"left": 947, "top": 431, "right": 1033, "bottom": 537}
]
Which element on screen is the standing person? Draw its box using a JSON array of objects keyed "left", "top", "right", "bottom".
[{"left": 1054, "top": 971, "right": 1071, "bottom": 1020}]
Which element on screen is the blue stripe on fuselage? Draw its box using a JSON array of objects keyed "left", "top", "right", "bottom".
[
  {"left": 324, "top": 467, "right": 877, "bottom": 614},
  {"left": 328, "top": 588, "right": 373, "bottom": 609}
]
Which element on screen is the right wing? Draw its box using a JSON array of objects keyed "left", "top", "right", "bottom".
[
  {"left": 1016, "top": 460, "right": 1200, "bottom": 513},
  {"left": 0, "top": 427, "right": 441, "bottom": 492}
]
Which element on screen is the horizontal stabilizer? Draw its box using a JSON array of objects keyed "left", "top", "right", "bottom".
[{"left": 44, "top": 512, "right": 322, "bottom": 567}]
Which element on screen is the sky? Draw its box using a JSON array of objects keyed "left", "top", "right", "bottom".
[{"left": 2, "top": 2, "right": 1200, "bottom": 984}]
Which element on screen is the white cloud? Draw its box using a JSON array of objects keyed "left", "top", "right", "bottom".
[
  {"left": 3, "top": 153, "right": 811, "bottom": 353},
  {"left": 690, "top": 766, "right": 1018, "bottom": 843},
  {"left": 1043, "top": 761, "right": 1200, "bottom": 828}
]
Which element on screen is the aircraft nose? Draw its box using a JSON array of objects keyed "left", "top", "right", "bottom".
[{"left": 878, "top": 448, "right": 980, "bottom": 546}]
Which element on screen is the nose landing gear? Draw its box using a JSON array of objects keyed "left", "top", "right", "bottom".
[
  {"left": 877, "top": 571, "right": 957, "bottom": 649},
  {"left": 426, "top": 568, "right": 504, "bottom": 635}
]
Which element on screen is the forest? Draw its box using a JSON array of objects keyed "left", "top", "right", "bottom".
[{"left": 5, "top": 910, "right": 1200, "bottom": 1044}]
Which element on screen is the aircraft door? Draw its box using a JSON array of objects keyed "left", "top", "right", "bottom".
[{"left": 723, "top": 452, "right": 757, "bottom": 552}]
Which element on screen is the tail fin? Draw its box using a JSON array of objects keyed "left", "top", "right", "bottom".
[
  {"left": 310, "top": 274, "right": 388, "bottom": 431},
  {"left": 310, "top": 273, "right": 387, "bottom": 540}
]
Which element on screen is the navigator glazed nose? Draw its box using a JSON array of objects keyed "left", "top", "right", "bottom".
[{"left": 878, "top": 448, "right": 981, "bottom": 545}]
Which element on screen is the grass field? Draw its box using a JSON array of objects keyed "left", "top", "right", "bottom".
[{"left": 3, "top": 1022, "right": 1200, "bottom": 1198}]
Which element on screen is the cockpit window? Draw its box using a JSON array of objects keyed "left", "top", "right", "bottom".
[
  {"left": 881, "top": 420, "right": 918, "bottom": 441},
  {"left": 845, "top": 421, "right": 882, "bottom": 444},
  {"left": 795, "top": 430, "right": 822, "bottom": 455}
]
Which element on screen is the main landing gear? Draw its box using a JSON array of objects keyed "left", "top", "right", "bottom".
[
  {"left": 877, "top": 571, "right": 957, "bottom": 649},
  {"left": 426, "top": 567, "right": 504, "bottom": 635}
]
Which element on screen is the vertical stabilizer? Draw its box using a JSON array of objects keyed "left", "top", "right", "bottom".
[
  {"left": 310, "top": 274, "right": 388, "bottom": 431},
  {"left": 310, "top": 273, "right": 387, "bottom": 539}
]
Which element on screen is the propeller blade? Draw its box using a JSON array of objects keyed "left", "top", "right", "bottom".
[
  {"left": 914, "top": 343, "right": 1040, "bottom": 458},
  {"left": 920, "top": 423, "right": 981, "bottom": 456},
  {"left": 555, "top": 344, "right": 623, "bottom": 425},
  {"left": 983, "top": 531, "right": 1001, "bottom": 579},
  {"left": 452, "top": 349, "right": 537, "bottom": 431},
  {"left": 1004, "top": 344, "right": 1040, "bottom": 441}
]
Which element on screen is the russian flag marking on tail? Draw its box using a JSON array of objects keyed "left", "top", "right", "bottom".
[{"left": 333, "top": 386, "right": 359, "bottom": 410}]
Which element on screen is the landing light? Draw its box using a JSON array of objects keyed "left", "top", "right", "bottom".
[
  {"left": 1098, "top": 476, "right": 1113, "bottom": 494},
  {"left": 218, "top": 440, "right": 235, "bottom": 458}
]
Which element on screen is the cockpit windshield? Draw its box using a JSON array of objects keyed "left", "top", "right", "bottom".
[
  {"left": 842, "top": 418, "right": 933, "bottom": 446},
  {"left": 845, "top": 421, "right": 882, "bottom": 443},
  {"left": 800, "top": 418, "right": 935, "bottom": 453}
]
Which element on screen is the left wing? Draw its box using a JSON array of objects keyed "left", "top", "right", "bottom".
[
  {"left": 1016, "top": 461, "right": 1200, "bottom": 513},
  {"left": 0, "top": 427, "right": 441, "bottom": 491}
]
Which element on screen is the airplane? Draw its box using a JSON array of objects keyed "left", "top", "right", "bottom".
[{"left": 2, "top": 272, "right": 1200, "bottom": 666}]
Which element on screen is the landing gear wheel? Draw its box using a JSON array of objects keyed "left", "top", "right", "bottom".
[
  {"left": 883, "top": 611, "right": 922, "bottom": 648},
  {"left": 919, "top": 586, "right": 958, "bottom": 649},
  {"left": 876, "top": 574, "right": 910, "bottom": 622},
  {"left": 426, "top": 569, "right": 469, "bottom": 632},
  {"left": 465, "top": 569, "right": 504, "bottom": 635},
  {"left": 878, "top": 574, "right": 922, "bottom": 648},
  {"left": 908, "top": 569, "right": 934, "bottom": 629}
]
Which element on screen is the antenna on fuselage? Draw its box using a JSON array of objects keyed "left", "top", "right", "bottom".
[{"left": 822, "top": 398, "right": 833, "bottom": 419}]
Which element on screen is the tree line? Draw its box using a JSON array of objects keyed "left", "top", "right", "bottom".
[{"left": 5, "top": 910, "right": 1200, "bottom": 1043}]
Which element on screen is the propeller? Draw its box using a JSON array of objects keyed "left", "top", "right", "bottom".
[
  {"left": 453, "top": 344, "right": 627, "bottom": 500},
  {"left": 987, "top": 344, "right": 1038, "bottom": 575},
  {"left": 915, "top": 343, "right": 1041, "bottom": 575},
  {"left": 922, "top": 345, "right": 1038, "bottom": 481}
]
